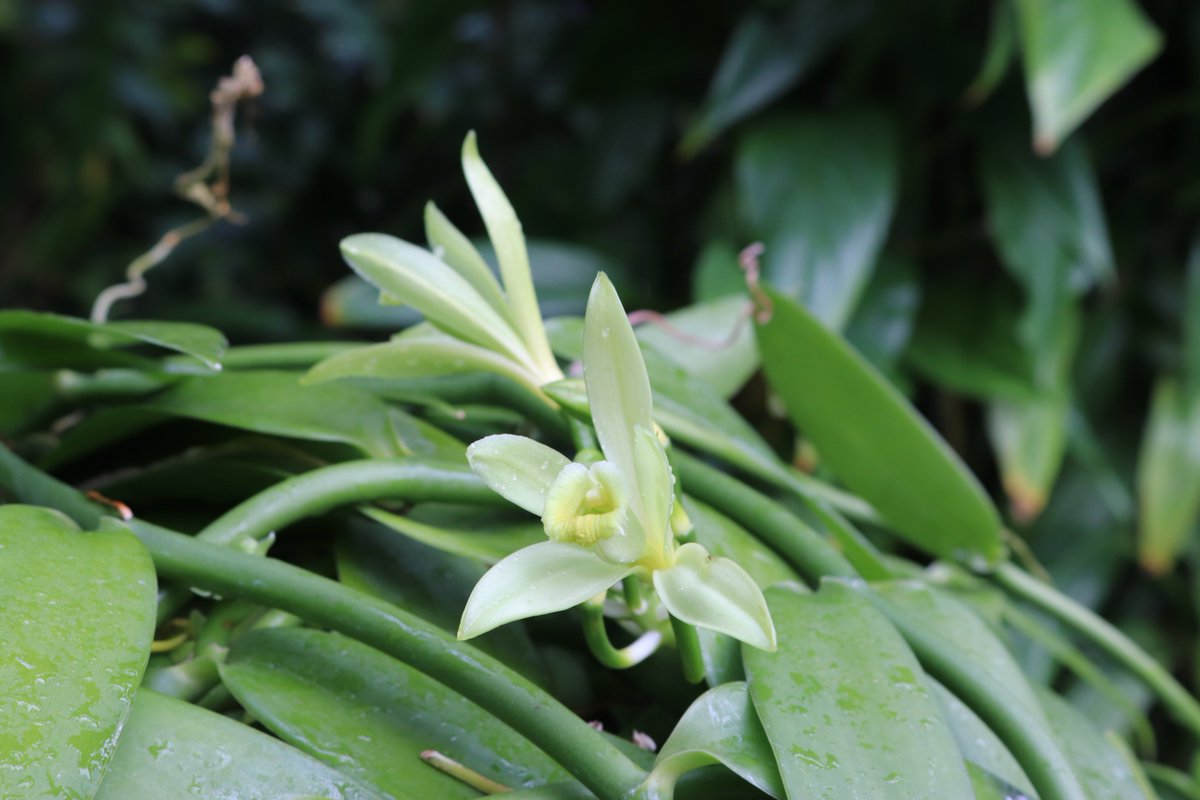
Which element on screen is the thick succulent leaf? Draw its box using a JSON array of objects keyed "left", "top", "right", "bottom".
[
  {"left": 1037, "top": 688, "right": 1154, "bottom": 800},
  {"left": 461, "top": 132, "right": 558, "bottom": 374},
  {"left": 860, "top": 581, "right": 1088, "bottom": 800},
  {"left": 756, "top": 286, "right": 1005, "bottom": 566},
  {"left": 0, "top": 310, "right": 227, "bottom": 368},
  {"left": 928, "top": 678, "right": 1037, "bottom": 797},
  {"left": 425, "top": 199, "right": 512, "bottom": 320},
  {"left": 221, "top": 628, "right": 573, "bottom": 798},
  {"left": 681, "top": 0, "right": 868, "bottom": 156},
  {"left": 96, "top": 690, "right": 382, "bottom": 800},
  {"left": 341, "top": 232, "right": 533, "bottom": 369},
  {"left": 583, "top": 273, "right": 655, "bottom": 514},
  {"left": 1137, "top": 378, "right": 1200, "bottom": 573},
  {"left": 744, "top": 582, "right": 973, "bottom": 799},
  {"left": 644, "top": 681, "right": 783, "bottom": 799},
  {"left": 1, "top": 507, "right": 156, "bottom": 800},
  {"left": 458, "top": 541, "right": 630, "bottom": 638},
  {"left": 466, "top": 434, "right": 571, "bottom": 516},
  {"left": 988, "top": 393, "right": 1070, "bottom": 522},
  {"left": 968, "top": 764, "right": 1038, "bottom": 800},
  {"left": 359, "top": 506, "right": 545, "bottom": 563},
  {"left": 655, "top": 543, "right": 775, "bottom": 651},
  {"left": 737, "top": 109, "right": 899, "bottom": 329},
  {"left": 1013, "top": 0, "right": 1162, "bottom": 152},
  {"left": 303, "top": 338, "right": 542, "bottom": 395}
]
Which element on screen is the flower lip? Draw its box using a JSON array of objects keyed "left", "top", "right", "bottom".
[{"left": 542, "top": 461, "right": 627, "bottom": 547}]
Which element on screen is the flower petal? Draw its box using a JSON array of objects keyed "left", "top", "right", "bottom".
[
  {"left": 458, "top": 541, "right": 631, "bottom": 639},
  {"left": 654, "top": 543, "right": 777, "bottom": 651},
  {"left": 424, "top": 200, "right": 512, "bottom": 322},
  {"left": 466, "top": 434, "right": 571, "bottom": 516},
  {"left": 583, "top": 273, "right": 655, "bottom": 516},
  {"left": 633, "top": 423, "right": 674, "bottom": 568}
]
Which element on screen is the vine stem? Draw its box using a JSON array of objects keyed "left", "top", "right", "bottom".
[
  {"left": 668, "top": 616, "right": 705, "bottom": 684},
  {"left": 0, "top": 444, "right": 647, "bottom": 800},
  {"left": 994, "top": 561, "right": 1200, "bottom": 738},
  {"left": 581, "top": 597, "right": 661, "bottom": 669}
]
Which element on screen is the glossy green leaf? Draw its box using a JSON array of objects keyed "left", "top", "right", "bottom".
[
  {"left": 744, "top": 582, "right": 973, "bottom": 798},
  {"left": 929, "top": 679, "right": 1037, "bottom": 797},
  {"left": 340, "top": 232, "right": 535, "bottom": 372},
  {"left": 988, "top": 393, "right": 1070, "bottom": 522},
  {"left": 642, "top": 681, "right": 783, "bottom": 799},
  {"left": 737, "top": 109, "right": 899, "bottom": 329},
  {"left": 0, "top": 506, "right": 156, "bottom": 800},
  {"left": 0, "top": 310, "right": 227, "bottom": 368},
  {"left": 303, "top": 337, "right": 543, "bottom": 396},
  {"left": 1137, "top": 378, "right": 1200, "bottom": 573},
  {"left": 152, "top": 370, "right": 409, "bottom": 458},
  {"left": 981, "top": 137, "right": 1109, "bottom": 362},
  {"left": 1037, "top": 688, "right": 1154, "bottom": 800},
  {"left": 96, "top": 690, "right": 382, "bottom": 800},
  {"left": 466, "top": 434, "right": 571, "bottom": 516},
  {"left": 0, "top": 371, "right": 57, "bottom": 435},
  {"left": 320, "top": 274, "right": 423, "bottom": 330},
  {"left": 584, "top": 273, "right": 655, "bottom": 517},
  {"left": 635, "top": 295, "right": 758, "bottom": 399},
  {"left": 461, "top": 132, "right": 558, "bottom": 376},
  {"left": 756, "top": 286, "right": 1005, "bottom": 566},
  {"left": 655, "top": 543, "right": 775, "bottom": 651},
  {"left": 335, "top": 517, "right": 545, "bottom": 681},
  {"left": 1013, "top": 0, "right": 1161, "bottom": 152},
  {"left": 861, "top": 581, "right": 1088, "bottom": 800},
  {"left": 968, "top": 763, "right": 1038, "bottom": 800},
  {"left": 459, "top": 540, "right": 630, "bottom": 639},
  {"left": 425, "top": 199, "right": 512, "bottom": 320},
  {"left": 680, "top": 0, "right": 867, "bottom": 156},
  {"left": 221, "top": 627, "right": 573, "bottom": 798}
]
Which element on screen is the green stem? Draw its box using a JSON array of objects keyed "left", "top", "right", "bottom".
[
  {"left": 129, "top": 519, "right": 647, "bottom": 800},
  {"left": 581, "top": 598, "right": 662, "bottom": 669},
  {"left": 196, "top": 458, "right": 504, "bottom": 548},
  {"left": 54, "top": 368, "right": 173, "bottom": 401},
  {"left": 623, "top": 576, "right": 647, "bottom": 615},
  {"left": 673, "top": 451, "right": 856, "bottom": 583},
  {"left": 669, "top": 615, "right": 705, "bottom": 685},
  {"left": 994, "top": 562, "right": 1200, "bottom": 738}
]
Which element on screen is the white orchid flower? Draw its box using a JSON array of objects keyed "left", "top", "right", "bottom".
[{"left": 458, "top": 273, "right": 776, "bottom": 652}]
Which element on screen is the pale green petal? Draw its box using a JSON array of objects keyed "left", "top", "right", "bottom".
[
  {"left": 423, "top": 200, "right": 512, "bottom": 322},
  {"left": 654, "top": 543, "right": 777, "bottom": 651},
  {"left": 461, "top": 132, "right": 559, "bottom": 378},
  {"left": 340, "top": 233, "right": 534, "bottom": 372},
  {"left": 466, "top": 434, "right": 571, "bottom": 516},
  {"left": 633, "top": 423, "right": 674, "bottom": 567},
  {"left": 458, "top": 541, "right": 631, "bottom": 639},
  {"left": 583, "top": 272, "right": 655, "bottom": 518}
]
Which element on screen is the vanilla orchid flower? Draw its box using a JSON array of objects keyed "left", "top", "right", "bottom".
[{"left": 458, "top": 273, "right": 776, "bottom": 652}]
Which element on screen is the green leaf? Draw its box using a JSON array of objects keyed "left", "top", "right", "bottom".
[
  {"left": 0, "top": 371, "right": 57, "bottom": 435},
  {"left": 360, "top": 504, "right": 545, "bottom": 562},
  {"left": 643, "top": 682, "right": 784, "bottom": 799},
  {"left": 1013, "top": 0, "right": 1162, "bottom": 152},
  {"left": 861, "top": 581, "right": 1088, "bottom": 800},
  {"left": 96, "top": 690, "right": 383, "bottom": 800},
  {"left": 461, "top": 132, "right": 558, "bottom": 376},
  {"left": 584, "top": 273, "right": 655, "bottom": 514},
  {"left": 968, "top": 763, "right": 1038, "bottom": 800},
  {"left": 980, "top": 137, "right": 1110, "bottom": 363},
  {"left": 0, "top": 506, "right": 156, "bottom": 800},
  {"left": 988, "top": 393, "right": 1071, "bottom": 522},
  {"left": 1136, "top": 378, "right": 1200, "bottom": 573},
  {"left": 680, "top": 0, "right": 867, "bottom": 156},
  {"left": 635, "top": 295, "right": 758, "bottom": 399},
  {"left": 744, "top": 582, "right": 973, "bottom": 798},
  {"left": 929, "top": 678, "right": 1037, "bottom": 797},
  {"left": 221, "top": 627, "right": 573, "bottom": 798},
  {"left": 340, "top": 232, "right": 535, "bottom": 372},
  {"left": 0, "top": 310, "right": 227, "bottom": 368},
  {"left": 425, "top": 200, "right": 512, "bottom": 320},
  {"left": 756, "top": 286, "right": 1005, "bottom": 566},
  {"left": 303, "top": 337, "right": 543, "bottom": 396},
  {"left": 737, "top": 109, "right": 899, "bottom": 328},
  {"left": 1037, "top": 688, "right": 1155, "bottom": 800},
  {"left": 655, "top": 542, "right": 776, "bottom": 651},
  {"left": 965, "top": 0, "right": 1017, "bottom": 104},
  {"left": 458, "top": 540, "right": 630, "bottom": 639},
  {"left": 466, "top": 434, "right": 572, "bottom": 516}
]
